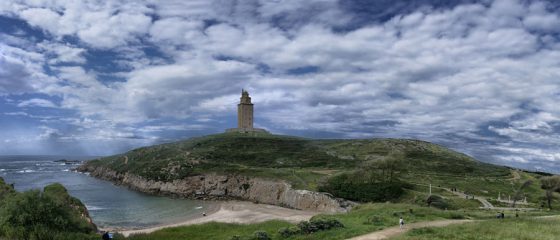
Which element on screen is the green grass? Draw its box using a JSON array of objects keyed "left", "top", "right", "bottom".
[
  {"left": 391, "top": 217, "right": 560, "bottom": 240},
  {"left": 284, "top": 203, "right": 467, "bottom": 240},
  {"left": 127, "top": 221, "right": 292, "bottom": 240},
  {"left": 87, "top": 133, "right": 512, "bottom": 185},
  {"left": 125, "top": 203, "right": 560, "bottom": 240},
  {"left": 82, "top": 132, "right": 560, "bottom": 209},
  {"left": 0, "top": 178, "right": 98, "bottom": 239}
]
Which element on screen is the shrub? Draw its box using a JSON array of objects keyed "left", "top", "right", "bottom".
[
  {"left": 253, "top": 231, "right": 270, "bottom": 240},
  {"left": 318, "top": 174, "right": 407, "bottom": 202},
  {"left": 365, "top": 215, "right": 383, "bottom": 225},
  {"left": 282, "top": 219, "right": 344, "bottom": 237},
  {"left": 0, "top": 181, "right": 96, "bottom": 240},
  {"left": 278, "top": 226, "right": 300, "bottom": 237},
  {"left": 449, "top": 213, "right": 465, "bottom": 219},
  {"left": 426, "top": 195, "right": 449, "bottom": 209}
]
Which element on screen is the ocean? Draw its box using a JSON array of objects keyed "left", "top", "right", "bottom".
[{"left": 0, "top": 155, "right": 216, "bottom": 229}]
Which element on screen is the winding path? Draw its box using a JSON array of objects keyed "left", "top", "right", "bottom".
[
  {"left": 444, "top": 187, "right": 494, "bottom": 209},
  {"left": 346, "top": 219, "right": 474, "bottom": 240},
  {"left": 409, "top": 183, "right": 495, "bottom": 209}
]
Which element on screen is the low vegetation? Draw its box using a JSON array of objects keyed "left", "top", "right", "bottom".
[
  {"left": 80, "top": 132, "right": 560, "bottom": 239},
  {"left": 318, "top": 173, "right": 408, "bottom": 202},
  {"left": 83, "top": 132, "right": 560, "bottom": 209},
  {"left": 0, "top": 178, "right": 98, "bottom": 240},
  {"left": 126, "top": 203, "right": 560, "bottom": 240},
  {"left": 392, "top": 217, "right": 560, "bottom": 240}
]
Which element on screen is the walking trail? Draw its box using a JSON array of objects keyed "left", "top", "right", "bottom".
[
  {"left": 347, "top": 219, "right": 474, "bottom": 240},
  {"left": 410, "top": 182, "right": 495, "bottom": 209}
]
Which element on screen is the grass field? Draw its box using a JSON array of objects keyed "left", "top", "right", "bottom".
[
  {"left": 391, "top": 217, "right": 560, "bottom": 240},
  {"left": 124, "top": 203, "right": 560, "bottom": 240},
  {"left": 126, "top": 221, "right": 292, "bottom": 240}
]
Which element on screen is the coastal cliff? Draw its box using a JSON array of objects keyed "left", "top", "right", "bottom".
[{"left": 77, "top": 164, "right": 353, "bottom": 213}]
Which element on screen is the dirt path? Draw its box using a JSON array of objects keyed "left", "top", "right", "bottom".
[
  {"left": 409, "top": 183, "right": 495, "bottom": 209},
  {"left": 444, "top": 188, "right": 494, "bottom": 209},
  {"left": 347, "top": 219, "right": 474, "bottom": 240},
  {"left": 510, "top": 170, "right": 521, "bottom": 181}
]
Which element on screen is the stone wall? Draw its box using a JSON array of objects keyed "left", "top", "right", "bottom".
[{"left": 77, "top": 164, "right": 353, "bottom": 213}]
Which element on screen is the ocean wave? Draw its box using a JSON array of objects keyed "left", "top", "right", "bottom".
[
  {"left": 86, "top": 205, "right": 106, "bottom": 211},
  {"left": 195, "top": 206, "right": 203, "bottom": 209},
  {"left": 16, "top": 170, "right": 36, "bottom": 173},
  {"left": 62, "top": 169, "right": 70, "bottom": 172}
]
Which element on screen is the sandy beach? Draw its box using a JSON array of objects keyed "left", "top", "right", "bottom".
[{"left": 113, "top": 201, "right": 320, "bottom": 237}]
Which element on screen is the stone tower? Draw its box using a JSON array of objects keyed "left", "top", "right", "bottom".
[
  {"left": 237, "top": 89, "right": 253, "bottom": 129},
  {"left": 226, "top": 89, "right": 268, "bottom": 133}
]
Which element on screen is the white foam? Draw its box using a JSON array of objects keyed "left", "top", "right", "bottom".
[
  {"left": 17, "top": 169, "right": 36, "bottom": 173},
  {"left": 86, "top": 205, "right": 105, "bottom": 211},
  {"left": 195, "top": 206, "right": 203, "bottom": 209}
]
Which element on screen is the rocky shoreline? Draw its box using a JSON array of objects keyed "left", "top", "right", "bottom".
[{"left": 76, "top": 164, "right": 354, "bottom": 213}]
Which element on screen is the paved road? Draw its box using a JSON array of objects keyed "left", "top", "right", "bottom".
[{"left": 347, "top": 219, "right": 474, "bottom": 240}]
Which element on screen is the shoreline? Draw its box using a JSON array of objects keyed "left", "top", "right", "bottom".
[{"left": 104, "top": 200, "right": 320, "bottom": 237}]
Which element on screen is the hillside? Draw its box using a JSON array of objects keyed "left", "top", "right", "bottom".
[
  {"left": 0, "top": 177, "right": 98, "bottom": 239},
  {"left": 81, "top": 132, "right": 551, "bottom": 208}
]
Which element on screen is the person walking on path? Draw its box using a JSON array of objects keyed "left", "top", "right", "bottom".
[{"left": 399, "top": 217, "right": 405, "bottom": 229}]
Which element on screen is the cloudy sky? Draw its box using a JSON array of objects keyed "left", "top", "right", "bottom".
[{"left": 1, "top": 0, "right": 559, "bottom": 172}]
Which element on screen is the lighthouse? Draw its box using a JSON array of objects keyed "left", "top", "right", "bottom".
[{"left": 226, "top": 89, "right": 268, "bottom": 133}]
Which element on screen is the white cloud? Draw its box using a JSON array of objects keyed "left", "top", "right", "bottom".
[
  {"left": 523, "top": 1, "right": 560, "bottom": 32},
  {"left": 38, "top": 42, "right": 86, "bottom": 64},
  {"left": 0, "top": 0, "right": 560, "bottom": 171},
  {"left": 17, "top": 98, "right": 58, "bottom": 108},
  {"left": 6, "top": 0, "right": 153, "bottom": 48},
  {"left": 19, "top": 7, "right": 61, "bottom": 33},
  {"left": 149, "top": 17, "right": 203, "bottom": 45},
  {"left": 77, "top": 12, "right": 152, "bottom": 48},
  {"left": 0, "top": 42, "right": 57, "bottom": 95}
]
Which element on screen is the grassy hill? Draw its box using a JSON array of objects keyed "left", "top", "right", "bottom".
[{"left": 84, "top": 132, "right": 553, "bottom": 208}]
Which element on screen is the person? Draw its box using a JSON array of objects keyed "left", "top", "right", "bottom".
[
  {"left": 102, "top": 232, "right": 110, "bottom": 240},
  {"left": 399, "top": 217, "right": 404, "bottom": 229},
  {"left": 202, "top": 212, "right": 207, "bottom": 217}
]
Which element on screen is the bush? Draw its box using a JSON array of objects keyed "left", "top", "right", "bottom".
[
  {"left": 280, "top": 219, "right": 344, "bottom": 237},
  {"left": 0, "top": 181, "right": 97, "bottom": 239},
  {"left": 318, "top": 174, "right": 407, "bottom": 202},
  {"left": 449, "top": 213, "right": 465, "bottom": 219},
  {"left": 426, "top": 195, "right": 449, "bottom": 209},
  {"left": 253, "top": 231, "right": 270, "bottom": 240},
  {"left": 278, "top": 226, "right": 300, "bottom": 237}
]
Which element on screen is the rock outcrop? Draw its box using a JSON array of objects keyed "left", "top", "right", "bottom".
[{"left": 77, "top": 164, "right": 353, "bottom": 213}]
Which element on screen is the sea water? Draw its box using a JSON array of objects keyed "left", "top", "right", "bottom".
[{"left": 0, "top": 155, "right": 215, "bottom": 229}]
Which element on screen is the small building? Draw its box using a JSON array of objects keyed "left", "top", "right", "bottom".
[{"left": 226, "top": 89, "right": 268, "bottom": 133}]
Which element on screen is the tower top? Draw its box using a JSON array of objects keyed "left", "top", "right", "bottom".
[{"left": 240, "top": 89, "right": 252, "bottom": 104}]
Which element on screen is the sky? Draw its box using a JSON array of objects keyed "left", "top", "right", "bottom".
[{"left": 0, "top": 0, "right": 559, "bottom": 173}]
